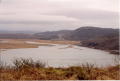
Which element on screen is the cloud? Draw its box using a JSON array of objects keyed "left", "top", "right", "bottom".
[{"left": 0, "top": 0, "right": 119, "bottom": 31}]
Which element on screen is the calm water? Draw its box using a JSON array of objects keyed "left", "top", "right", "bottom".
[{"left": 0, "top": 44, "right": 118, "bottom": 67}]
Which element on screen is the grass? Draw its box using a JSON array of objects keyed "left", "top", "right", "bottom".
[
  {"left": 0, "top": 58, "right": 119, "bottom": 80},
  {"left": 0, "top": 43, "right": 39, "bottom": 49},
  {"left": 0, "top": 39, "right": 80, "bottom": 49}
]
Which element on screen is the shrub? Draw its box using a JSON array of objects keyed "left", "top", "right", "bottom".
[{"left": 13, "top": 58, "right": 45, "bottom": 69}]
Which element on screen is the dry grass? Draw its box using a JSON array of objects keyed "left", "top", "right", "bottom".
[
  {"left": 0, "top": 39, "right": 39, "bottom": 49},
  {"left": 0, "top": 39, "right": 80, "bottom": 49},
  {"left": 0, "top": 43, "right": 39, "bottom": 49},
  {"left": 0, "top": 58, "right": 119, "bottom": 80},
  {"left": 35, "top": 40, "right": 80, "bottom": 45}
]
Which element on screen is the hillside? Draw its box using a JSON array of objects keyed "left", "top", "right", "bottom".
[
  {"left": 0, "top": 27, "right": 118, "bottom": 41},
  {"left": 66, "top": 27, "right": 119, "bottom": 40},
  {"left": 34, "top": 27, "right": 119, "bottom": 41},
  {"left": 34, "top": 27, "right": 119, "bottom": 54},
  {"left": 34, "top": 30, "right": 72, "bottom": 40},
  {"left": 80, "top": 35, "right": 119, "bottom": 54}
]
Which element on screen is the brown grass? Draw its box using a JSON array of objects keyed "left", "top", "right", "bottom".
[
  {"left": 0, "top": 43, "right": 39, "bottom": 49},
  {"left": 0, "top": 58, "right": 119, "bottom": 80},
  {"left": 35, "top": 40, "right": 80, "bottom": 45},
  {"left": 0, "top": 39, "right": 80, "bottom": 49}
]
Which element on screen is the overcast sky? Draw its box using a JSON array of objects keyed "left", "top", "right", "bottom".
[{"left": 0, "top": 0, "right": 119, "bottom": 31}]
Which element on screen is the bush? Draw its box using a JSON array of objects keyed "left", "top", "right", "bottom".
[
  {"left": 0, "top": 58, "right": 119, "bottom": 80},
  {"left": 13, "top": 58, "right": 45, "bottom": 69}
]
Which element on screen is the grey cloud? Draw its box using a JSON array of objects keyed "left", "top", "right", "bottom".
[{"left": 0, "top": 0, "right": 119, "bottom": 31}]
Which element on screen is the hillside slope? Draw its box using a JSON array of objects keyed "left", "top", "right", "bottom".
[
  {"left": 80, "top": 35, "right": 119, "bottom": 54},
  {"left": 34, "top": 27, "right": 119, "bottom": 41},
  {"left": 65, "top": 27, "right": 119, "bottom": 40},
  {"left": 34, "top": 27, "right": 119, "bottom": 54}
]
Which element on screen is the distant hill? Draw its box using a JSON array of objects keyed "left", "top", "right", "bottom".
[
  {"left": 0, "top": 30, "right": 37, "bottom": 34},
  {"left": 0, "top": 33, "right": 35, "bottom": 39},
  {"left": 0, "top": 30, "right": 38, "bottom": 39},
  {"left": 0, "top": 27, "right": 119, "bottom": 54},
  {"left": 65, "top": 27, "right": 119, "bottom": 40},
  {"left": 0, "top": 26, "right": 119, "bottom": 41},
  {"left": 34, "top": 26, "right": 119, "bottom": 41},
  {"left": 34, "top": 30, "right": 72, "bottom": 40}
]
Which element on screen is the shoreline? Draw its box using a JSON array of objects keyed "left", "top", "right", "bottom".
[
  {"left": 0, "top": 39, "right": 80, "bottom": 49},
  {"left": 0, "top": 39, "right": 119, "bottom": 55},
  {"left": 79, "top": 45, "right": 119, "bottom": 55}
]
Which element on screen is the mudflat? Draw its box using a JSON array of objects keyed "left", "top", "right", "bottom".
[{"left": 0, "top": 39, "right": 80, "bottom": 49}]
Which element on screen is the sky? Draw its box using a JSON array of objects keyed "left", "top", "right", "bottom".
[{"left": 0, "top": 0, "right": 119, "bottom": 31}]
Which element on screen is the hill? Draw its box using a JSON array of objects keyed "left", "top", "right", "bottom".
[
  {"left": 66, "top": 27, "right": 118, "bottom": 40},
  {"left": 0, "top": 33, "right": 35, "bottom": 39},
  {"left": 34, "top": 27, "right": 119, "bottom": 54},
  {"left": 34, "top": 26, "right": 119, "bottom": 41},
  {"left": 80, "top": 35, "right": 119, "bottom": 54},
  {"left": 34, "top": 30, "right": 72, "bottom": 40}
]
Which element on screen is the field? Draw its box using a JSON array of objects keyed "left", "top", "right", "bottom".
[{"left": 0, "top": 39, "right": 80, "bottom": 49}]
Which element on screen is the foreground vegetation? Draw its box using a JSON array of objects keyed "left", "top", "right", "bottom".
[{"left": 0, "top": 58, "right": 119, "bottom": 80}]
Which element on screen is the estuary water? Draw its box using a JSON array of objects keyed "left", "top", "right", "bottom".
[{"left": 0, "top": 44, "right": 117, "bottom": 67}]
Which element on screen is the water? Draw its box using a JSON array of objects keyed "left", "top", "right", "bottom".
[{"left": 0, "top": 44, "right": 118, "bottom": 67}]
